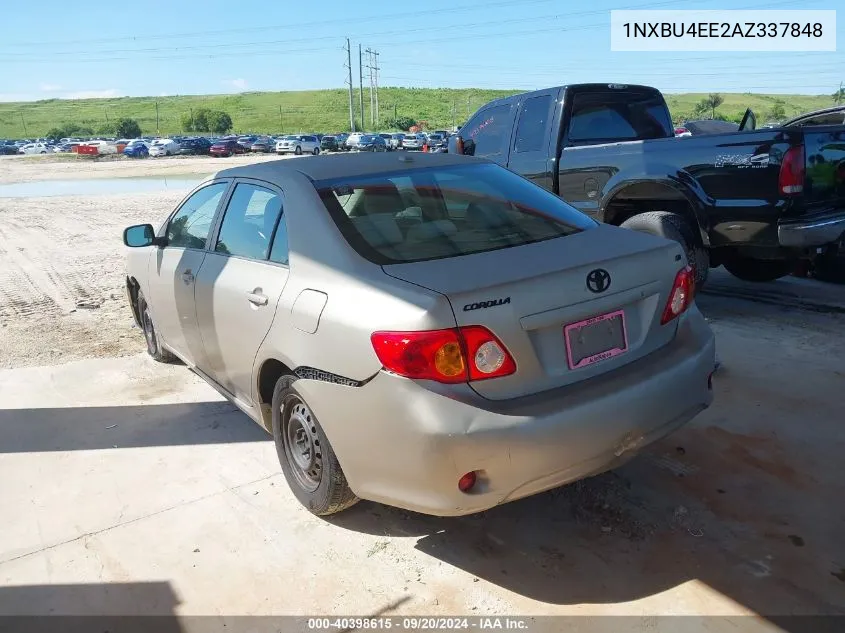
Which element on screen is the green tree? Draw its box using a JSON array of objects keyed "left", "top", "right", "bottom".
[
  {"left": 180, "top": 112, "right": 195, "bottom": 132},
  {"left": 385, "top": 116, "right": 416, "bottom": 130},
  {"left": 44, "top": 123, "right": 94, "bottom": 140},
  {"left": 114, "top": 118, "right": 141, "bottom": 138},
  {"left": 207, "top": 110, "right": 233, "bottom": 134},
  {"left": 769, "top": 101, "right": 786, "bottom": 121},
  {"left": 705, "top": 93, "right": 724, "bottom": 119},
  {"left": 833, "top": 86, "right": 845, "bottom": 104}
]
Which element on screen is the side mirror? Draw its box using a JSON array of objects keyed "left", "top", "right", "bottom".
[{"left": 123, "top": 223, "right": 158, "bottom": 247}]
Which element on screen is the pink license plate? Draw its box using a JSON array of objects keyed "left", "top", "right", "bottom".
[{"left": 564, "top": 309, "right": 628, "bottom": 369}]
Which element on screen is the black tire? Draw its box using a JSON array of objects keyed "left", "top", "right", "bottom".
[
  {"left": 620, "top": 211, "right": 710, "bottom": 290},
  {"left": 812, "top": 248, "right": 845, "bottom": 284},
  {"left": 137, "top": 291, "right": 177, "bottom": 363},
  {"left": 294, "top": 145, "right": 302, "bottom": 155},
  {"left": 272, "top": 376, "right": 358, "bottom": 516},
  {"left": 723, "top": 255, "right": 795, "bottom": 282},
  {"left": 312, "top": 147, "right": 320, "bottom": 155}
]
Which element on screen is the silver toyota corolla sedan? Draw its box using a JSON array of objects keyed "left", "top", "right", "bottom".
[{"left": 123, "top": 153, "right": 716, "bottom": 517}]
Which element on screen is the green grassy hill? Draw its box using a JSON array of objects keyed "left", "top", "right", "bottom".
[{"left": 0, "top": 87, "right": 838, "bottom": 139}]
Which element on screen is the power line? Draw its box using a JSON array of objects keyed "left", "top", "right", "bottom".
[{"left": 344, "top": 38, "right": 354, "bottom": 132}]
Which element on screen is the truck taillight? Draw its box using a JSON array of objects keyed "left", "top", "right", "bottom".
[
  {"left": 661, "top": 266, "right": 694, "bottom": 325},
  {"left": 779, "top": 145, "right": 805, "bottom": 195},
  {"left": 371, "top": 326, "right": 516, "bottom": 383}
]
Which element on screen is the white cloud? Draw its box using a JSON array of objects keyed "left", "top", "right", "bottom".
[
  {"left": 39, "top": 83, "right": 62, "bottom": 92},
  {"left": 222, "top": 78, "right": 248, "bottom": 91},
  {"left": 63, "top": 89, "right": 122, "bottom": 99}
]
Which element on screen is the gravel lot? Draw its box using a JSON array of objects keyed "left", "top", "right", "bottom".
[
  {"left": 0, "top": 154, "right": 843, "bottom": 623},
  {"left": 0, "top": 154, "right": 282, "bottom": 368}
]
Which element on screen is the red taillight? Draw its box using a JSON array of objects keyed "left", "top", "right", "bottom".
[
  {"left": 458, "top": 471, "right": 477, "bottom": 493},
  {"left": 661, "top": 266, "right": 694, "bottom": 325},
  {"left": 779, "top": 145, "right": 805, "bottom": 195},
  {"left": 370, "top": 326, "right": 516, "bottom": 384},
  {"left": 674, "top": 127, "right": 690, "bottom": 135}
]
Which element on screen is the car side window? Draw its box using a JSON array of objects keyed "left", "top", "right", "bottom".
[
  {"left": 166, "top": 182, "right": 228, "bottom": 249},
  {"left": 514, "top": 95, "right": 552, "bottom": 153},
  {"left": 215, "top": 183, "right": 282, "bottom": 260},
  {"left": 463, "top": 104, "right": 511, "bottom": 158},
  {"left": 269, "top": 213, "right": 289, "bottom": 265}
]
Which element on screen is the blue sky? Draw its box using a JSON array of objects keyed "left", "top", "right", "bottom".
[{"left": 1, "top": 0, "right": 842, "bottom": 101}]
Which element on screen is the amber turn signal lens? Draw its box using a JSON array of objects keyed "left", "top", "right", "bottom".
[{"left": 434, "top": 341, "right": 465, "bottom": 378}]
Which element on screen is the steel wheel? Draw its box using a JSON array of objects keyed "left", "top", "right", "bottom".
[
  {"left": 141, "top": 304, "right": 157, "bottom": 356},
  {"left": 282, "top": 396, "right": 322, "bottom": 492}
]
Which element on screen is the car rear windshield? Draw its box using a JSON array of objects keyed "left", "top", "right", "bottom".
[{"left": 314, "top": 163, "right": 596, "bottom": 265}]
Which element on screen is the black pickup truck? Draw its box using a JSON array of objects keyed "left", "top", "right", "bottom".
[{"left": 449, "top": 84, "right": 845, "bottom": 287}]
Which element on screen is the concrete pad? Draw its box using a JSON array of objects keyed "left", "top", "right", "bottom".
[{"left": 1, "top": 303, "right": 844, "bottom": 622}]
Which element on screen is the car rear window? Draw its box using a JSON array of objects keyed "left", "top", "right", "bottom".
[
  {"left": 315, "top": 163, "right": 596, "bottom": 265},
  {"left": 568, "top": 90, "right": 673, "bottom": 144}
]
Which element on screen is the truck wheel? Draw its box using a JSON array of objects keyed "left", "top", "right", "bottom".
[
  {"left": 811, "top": 248, "right": 845, "bottom": 283},
  {"left": 723, "top": 255, "right": 795, "bottom": 282},
  {"left": 620, "top": 212, "right": 710, "bottom": 290},
  {"left": 272, "top": 376, "right": 359, "bottom": 516}
]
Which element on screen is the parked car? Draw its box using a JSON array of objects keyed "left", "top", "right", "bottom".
[
  {"left": 148, "top": 139, "right": 180, "bottom": 157},
  {"left": 276, "top": 134, "right": 320, "bottom": 155},
  {"left": 344, "top": 133, "right": 364, "bottom": 150},
  {"left": 1, "top": 143, "right": 20, "bottom": 155},
  {"left": 450, "top": 83, "right": 845, "bottom": 288},
  {"left": 402, "top": 133, "right": 425, "bottom": 150},
  {"left": 250, "top": 137, "right": 275, "bottom": 153},
  {"left": 425, "top": 133, "right": 447, "bottom": 150},
  {"left": 389, "top": 133, "right": 405, "bottom": 150},
  {"left": 121, "top": 152, "right": 715, "bottom": 517},
  {"left": 334, "top": 133, "right": 350, "bottom": 149},
  {"left": 209, "top": 140, "right": 246, "bottom": 157},
  {"left": 123, "top": 140, "right": 150, "bottom": 158},
  {"left": 18, "top": 143, "right": 51, "bottom": 155},
  {"left": 352, "top": 134, "right": 388, "bottom": 152},
  {"left": 178, "top": 137, "right": 212, "bottom": 155},
  {"left": 377, "top": 133, "right": 394, "bottom": 150},
  {"left": 320, "top": 136, "right": 339, "bottom": 152},
  {"left": 237, "top": 136, "right": 258, "bottom": 151}
]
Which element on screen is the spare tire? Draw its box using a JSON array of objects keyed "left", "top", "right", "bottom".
[{"left": 620, "top": 211, "right": 710, "bottom": 290}]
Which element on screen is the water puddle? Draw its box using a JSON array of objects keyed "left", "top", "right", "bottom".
[{"left": 0, "top": 176, "right": 202, "bottom": 198}]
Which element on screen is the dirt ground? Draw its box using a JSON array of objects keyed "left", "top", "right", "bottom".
[
  {"left": 0, "top": 154, "right": 282, "bottom": 368},
  {"left": 0, "top": 155, "right": 844, "bottom": 628}
]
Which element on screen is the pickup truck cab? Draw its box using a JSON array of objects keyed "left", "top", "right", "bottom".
[{"left": 450, "top": 84, "right": 845, "bottom": 287}]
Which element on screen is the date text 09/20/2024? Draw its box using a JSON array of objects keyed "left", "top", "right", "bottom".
[{"left": 307, "top": 617, "right": 530, "bottom": 630}]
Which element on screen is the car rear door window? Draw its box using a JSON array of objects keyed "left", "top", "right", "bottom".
[
  {"left": 462, "top": 104, "right": 512, "bottom": 158},
  {"left": 567, "top": 91, "right": 673, "bottom": 144},
  {"left": 514, "top": 95, "right": 552, "bottom": 153},
  {"left": 215, "top": 183, "right": 283, "bottom": 260},
  {"left": 166, "top": 182, "right": 228, "bottom": 249}
]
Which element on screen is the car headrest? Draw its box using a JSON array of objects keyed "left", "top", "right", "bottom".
[
  {"left": 351, "top": 214, "right": 403, "bottom": 247},
  {"left": 362, "top": 184, "right": 404, "bottom": 215},
  {"left": 406, "top": 220, "right": 458, "bottom": 242},
  {"left": 466, "top": 202, "right": 511, "bottom": 229},
  {"left": 263, "top": 196, "right": 283, "bottom": 237}
]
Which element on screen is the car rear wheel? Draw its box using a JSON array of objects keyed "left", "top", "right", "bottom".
[
  {"left": 723, "top": 255, "right": 795, "bottom": 282},
  {"left": 620, "top": 211, "right": 710, "bottom": 290},
  {"left": 272, "top": 376, "right": 358, "bottom": 516},
  {"left": 137, "top": 291, "right": 176, "bottom": 363},
  {"left": 312, "top": 147, "right": 320, "bottom": 155},
  {"left": 294, "top": 146, "right": 302, "bottom": 155}
]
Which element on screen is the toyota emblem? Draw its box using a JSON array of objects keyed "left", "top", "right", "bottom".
[{"left": 586, "top": 269, "right": 611, "bottom": 293}]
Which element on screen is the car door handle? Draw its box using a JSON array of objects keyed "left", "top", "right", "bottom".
[
  {"left": 181, "top": 270, "right": 194, "bottom": 284},
  {"left": 247, "top": 291, "right": 268, "bottom": 306}
]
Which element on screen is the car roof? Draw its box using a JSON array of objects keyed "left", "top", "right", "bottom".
[{"left": 211, "top": 152, "right": 490, "bottom": 183}]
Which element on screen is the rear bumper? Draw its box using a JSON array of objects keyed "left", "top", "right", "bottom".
[
  {"left": 778, "top": 210, "right": 845, "bottom": 248},
  {"left": 295, "top": 307, "right": 716, "bottom": 516}
]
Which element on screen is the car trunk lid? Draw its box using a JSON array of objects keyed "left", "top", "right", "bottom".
[{"left": 382, "top": 225, "right": 686, "bottom": 400}]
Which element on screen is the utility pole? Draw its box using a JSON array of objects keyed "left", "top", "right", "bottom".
[
  {"left": 155, "top": 101, "right": 160, "bottom": 135},
  {"left": 365, "top": 48, "right": 375, "bottom": 127},
  {"left": 104, "top": 108, "right": 109, "bottom": 124},
  {"left": 451, "top": 98, "right": 456, "bottom": 129},
  {"left": 278, "top": 104, "right": 283, "bottom": 130},
  {"left": 20, "top": 112, "right": 27, "bottom": 136},
  {"left": 189, "top": 107, "right": 194, "bottom": 130},
  {"left": 394, "top": 103, "right": 397, "bottom": 123},
  {"left": 358, "top": 44, "right": 365, "bottom": 131},
  {"left": 344, "top": 39, "right": 354, "bottom": 132},
  {"left": 373, "top": 50, "right": 380, "bottom": 125}
]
